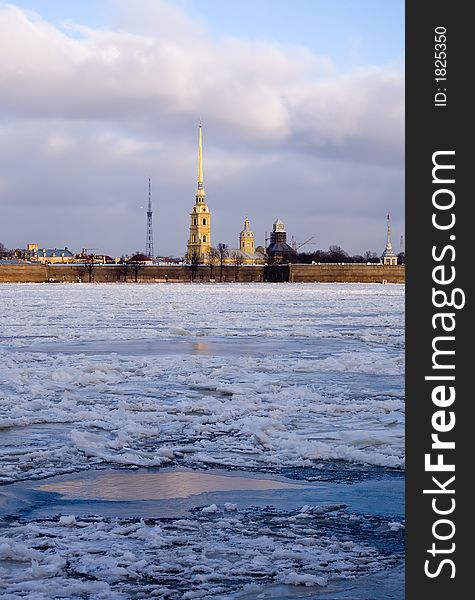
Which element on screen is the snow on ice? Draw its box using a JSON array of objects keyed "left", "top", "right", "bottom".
[
  {"left": 0, "top": 283, "right": 404, "bottom": 482},
  {"left": 0, "top": 283, "right": 405, "bottom": 597},
  {"left": 0, "top": 504, "right": 403, "bottom": 598}
]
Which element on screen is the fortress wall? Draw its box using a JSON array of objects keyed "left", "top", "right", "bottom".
[
  {"left": 289, "top": 263, "right": 405, "bottom": 283},
  {"left": 0, "top": 264, "right": 265, "bottom": 283},
  {"left": 0, "top": 263, "right": 405, "bottom": 284},
  {"left": 0, "top": 264, "right": 49, "bottom": 283}
]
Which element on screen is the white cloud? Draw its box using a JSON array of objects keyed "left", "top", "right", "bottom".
[
  {"left": 44, "top": 133, "right": 75, "bottom": 155},
  {"left": 0, "top": 3, "right": 403, "bottom": 151}
]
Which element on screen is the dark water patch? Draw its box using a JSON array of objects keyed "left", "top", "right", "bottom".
[
  {"left": 0, "top": 466, "right": 403, "bottom": 522},
  {"left": 278, "top": 462, "right": 404, "bottom": 484},
  {"left": 185, "top": 504, "right": 405, "bottom": 556},
  {"left": 0, "top": 468, "right": 404, "bottom": 598},
  {"left": 232, "top": 562, "right": 405, "bottom": 599}
]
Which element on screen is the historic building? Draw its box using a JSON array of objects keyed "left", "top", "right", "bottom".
[
  {"left": 184, "top": 126, "right": 299, "bottom": 267},
  {"left": 27, "top": 243, "right": 76, "bottom": 264},
  {"left": 381, "top": 213, "right": 398, "bottom": 265},
  {"left": 222, "top": 218, "right": 266, "bottom": 265},
  {"left": 266, "top": 219, "right": 296, "bottom": 263},
  {"left": 187, "top": 124, "right": 211, "bottom": 261},
  {"left": 239, "top": 217, "right": 254, "bottom": 254}
]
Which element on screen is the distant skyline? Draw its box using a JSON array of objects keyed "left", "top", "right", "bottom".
[{"left": 0, "top": 0, "right": 404, "bottom": 257}]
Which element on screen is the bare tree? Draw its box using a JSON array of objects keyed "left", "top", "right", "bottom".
[
  {"left": 298, "top": 246, "right": 389, "bottom": 264},
  {"left": 11, "top": 248, "right": 27, "bottom": 261},
  {"left": 231, "top": 251, "right": 244, "bottom": 282},
  {"left": 364, "top": 250, "right": 379, "bottom": 263},
  {"left": 118, "top": 256, "right": 130, "bottom": 282},
  {"left": 83, "top": 254, "right": 95, "bottom": 283},
  {"left": 128, "top": 253, "right": 145, "bottom": 282},
  {"left": 188, "top": 250, "right": 200, "bottom": 282},
  {"left": 328, "top": 245, "right": 349, "bottom": 263},
  {"left": 208, "top": 247, "right": 220, "bottom": 281},
  {"left": 217, "top": 243, "right": 228, "bottom": 283},
  {"left": 0, "top": 242, "right": 7, "bottom": 257}
]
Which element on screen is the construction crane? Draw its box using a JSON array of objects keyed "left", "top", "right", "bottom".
[{"left": 291, "top": 236, "right": 316, "bottom": 252}]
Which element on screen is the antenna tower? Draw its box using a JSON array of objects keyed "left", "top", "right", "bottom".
[{"left": 146, "top": 177, "right": 154, "bottom": 258}]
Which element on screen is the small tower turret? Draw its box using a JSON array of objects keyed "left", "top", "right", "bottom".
[
  {"left": 266, "top": 218, "right": 295, "bottom": 263},
  {"left": 381, "top": 212, "right": 398, "bottom": 265}
]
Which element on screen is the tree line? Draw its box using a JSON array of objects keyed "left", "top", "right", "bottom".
[
  {"left": 189, "top": 243, "right": 244, "bottom": 282},
  {"left": 296, "top": 245, "right": 405, "bottom": 265}
]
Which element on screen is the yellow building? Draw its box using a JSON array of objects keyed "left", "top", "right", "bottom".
[
  {"left": 187, "top": 124, "right": 211, "bottom": 261},
  {"left": 239, "top": 218, "right": 254, "bottom": 254},
  {"left": 223, "top": 218, "right": 266, "bottom": 265},
  {"left": 185, "top": 126, "right": 264, "bottom": 266},
  {"left": 27, "top": 243, "right": 77, "bottom": 264}
]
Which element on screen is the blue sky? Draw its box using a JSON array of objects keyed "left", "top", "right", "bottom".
[
  {"left": 0, "top": 1, "right": 404, "bottom": 257},
  {"left": 181, "top": 0, "right": 404, "bottom": 69},
  {"left": 1, "top": 0, "right": 107, "bottom": 27},
  {"left": 10, "top": 0, "right": 404, "bottom": 69}
]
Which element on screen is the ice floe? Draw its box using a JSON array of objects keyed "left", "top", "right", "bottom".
[
  {"left": 0, "top": 283, "right": 405, "bottom": 597},
  {"left": 0, "top": 504, "right": 403, "bottom": 598},
  {"left": 0, "top": 283, "right": 404, "bottom": 482}
]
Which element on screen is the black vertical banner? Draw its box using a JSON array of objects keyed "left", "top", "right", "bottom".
[{"left": 406, "top": 2, "right": 470, "bottom": 599}]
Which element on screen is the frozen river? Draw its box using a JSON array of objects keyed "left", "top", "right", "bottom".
[{"left": 0, "top": 283, "right": 404, "bottom": 598}]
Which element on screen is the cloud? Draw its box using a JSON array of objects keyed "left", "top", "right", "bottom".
[{"left": 0, "top": 1, "right": 404, "bottom": 256}]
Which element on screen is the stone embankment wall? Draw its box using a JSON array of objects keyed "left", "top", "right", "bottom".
[
  {"left": 0, "top": 263, "right": 405, "bottom": 284},
  {"left": 0, "top": 264, "right": 263, "bottom": 283},
  {"left": 289, "top": 264, "right": 405, "bottom": 283}
]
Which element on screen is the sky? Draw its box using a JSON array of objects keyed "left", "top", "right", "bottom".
[{"left": 0, "top": 0, "right": 404, "bottom": 257}]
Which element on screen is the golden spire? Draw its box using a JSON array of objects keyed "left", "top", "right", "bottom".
[{"left": 196, "top": 122, "right": 205, "bottom": 199}]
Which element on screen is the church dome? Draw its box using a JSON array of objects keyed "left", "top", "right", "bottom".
[{"left": 240, "top": 217, "right": 254, "bottom": 237}]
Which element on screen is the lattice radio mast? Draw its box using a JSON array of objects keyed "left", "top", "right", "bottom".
[{"left": 145, "top": 177, "right": 154, "bottom": 258}]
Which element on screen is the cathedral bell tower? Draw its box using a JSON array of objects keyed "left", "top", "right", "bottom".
[{"left": 187, "top": 124, "right": 211, "bottom": 262}]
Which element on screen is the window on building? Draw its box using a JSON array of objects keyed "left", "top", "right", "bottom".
[
  {"left": 192, "top": 235, "right": 196, "bottom": 243},
  {"left": 193, "top": 218, "right": 197, "bottom": 225},
  {"left": 203, "top": 236, "right": 207, "bottom": 242},
  {"left": 202, "top": 218, "right": 206, "bottom": 225}
]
